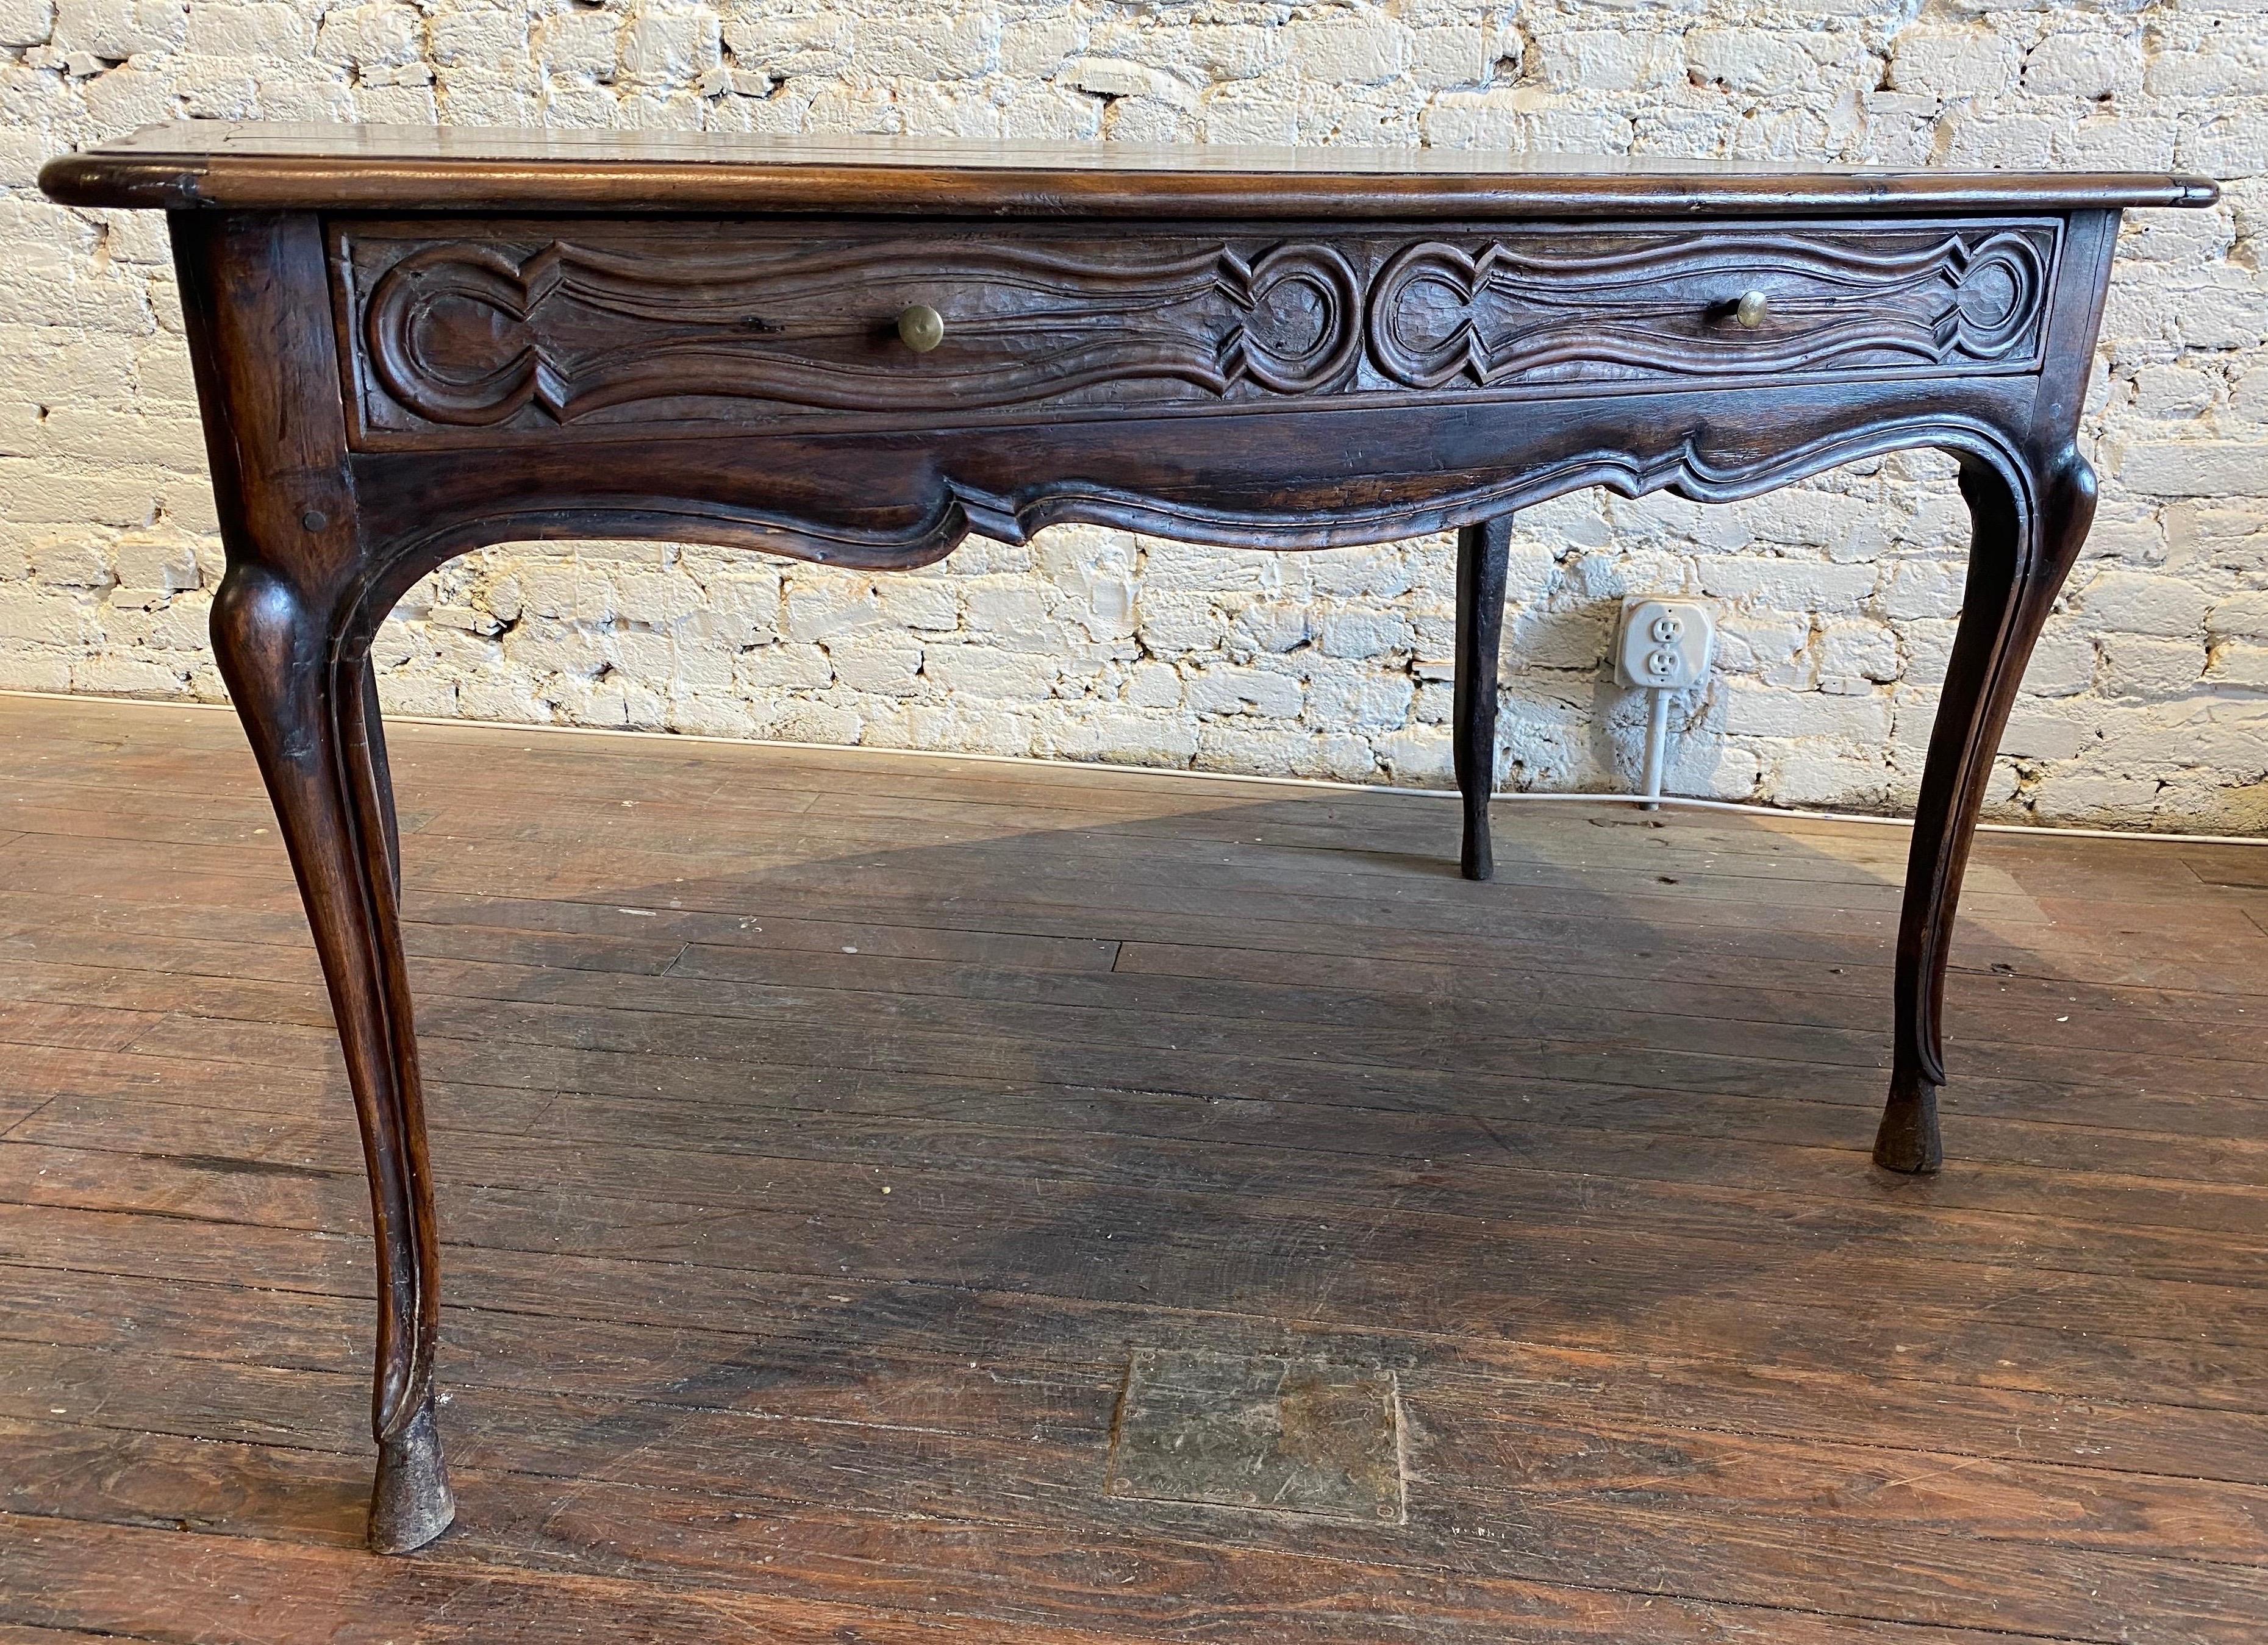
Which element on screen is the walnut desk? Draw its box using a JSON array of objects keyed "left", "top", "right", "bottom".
[{"left": 41, "top": 125, "right": 2217, "bottom": 1553}]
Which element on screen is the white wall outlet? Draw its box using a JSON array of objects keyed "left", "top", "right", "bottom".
[{"left": 1614, "top": 598, "right": 1716, "bottom": 691}]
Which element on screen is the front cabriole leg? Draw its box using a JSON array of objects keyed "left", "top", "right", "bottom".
[
  {"left": 1879, "top": 450, "right": 2097, "bottom": 1174},
  {"left": 173, "top": 210, "right": 452, "bottom": 1549},
  {"left": 212, "top": 574, "right": 453, "bottom": 1549}
]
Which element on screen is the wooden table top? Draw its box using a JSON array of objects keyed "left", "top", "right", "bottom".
[{"left": 42, "top": 121, "right": 2219, "bottom": 218}]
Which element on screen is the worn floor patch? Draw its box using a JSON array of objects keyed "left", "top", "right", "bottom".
[{"left": 1106, "top": 1349, "right": 1406, "bottom": 1523}]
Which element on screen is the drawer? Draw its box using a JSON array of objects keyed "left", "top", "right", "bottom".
[
  {"left": 1365, "top": 224, "right": 2057, "bottom": 390},
  {"left": 332, "top": 218, "right": 2058, "bottom": 447}
]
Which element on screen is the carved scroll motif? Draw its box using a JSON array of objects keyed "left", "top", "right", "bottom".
[
  {"left": 1364, "top": 229, "right": 2052, "bottom": 390},
  {"left": 359, "top": 237, "right": 1364, "bottom": 427}
]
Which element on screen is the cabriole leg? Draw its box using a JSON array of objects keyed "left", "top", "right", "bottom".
[
  {"left": 212, "top": 567, "right": 454, "bottom": 1551},
  {"left": 1454, "top": 516, "right": 1514, "bottom": 881},
  {"left": 1880, "top": 452, "right": 2097, "bottom": 1174}
]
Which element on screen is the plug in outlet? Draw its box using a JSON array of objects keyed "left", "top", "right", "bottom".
[
  {"left": 1615, "top": 598, "right": 1715, "bottom": 691},
  {"left": 1613, "top": 599, "right": 1716, "bottom": 808}
]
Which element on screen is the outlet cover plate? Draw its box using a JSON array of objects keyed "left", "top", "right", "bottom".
[{"left": 1615, "top": 598, "right": 1716, "bottom": 691}]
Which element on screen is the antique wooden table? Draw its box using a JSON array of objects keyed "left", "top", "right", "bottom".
[{"left": 42, "top": 124, "right": 2216, "bottom": 1553}]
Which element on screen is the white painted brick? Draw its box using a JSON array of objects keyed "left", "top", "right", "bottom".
[
  {"left": 2114, "top": 441, "right": 2268, "bottom": 499},
  {"left": 782, "top": 577, "right": 886, "bottom": 643},
  {"left": 1700, "top": 558, "right": 1879, "bottom": 613},
  {"left": 2023, "top": 629, "right": 2098, "bottom": 696},
  {"left": 619, "top": 5, "right": 720, "bottom": 87},
  {"left": 1687, "top": 28, "right": 1819, "bottom": 95},
  {"left": 1045, "top": 705, "right": 1198, "bottom": 767},
  {"left": 1063, "top": 55, "right": 1193, "bottom": 108},
  {"left": 1001, "top": 16, "right": 1080, "bottom": 79},
  {"left": 748, "top": 694, "right": 862, "bottom": 740},
  {"left": 733, "top": 643, "right": 832, "bottom": 691},
  {"left": 1227, "top": 599, "right": 1307, "bottom": 655},
  {"left": 1135, "top": 591, "right": 1226, "bottom": 654},
  {"left": 2209, "top": 592, "right": 2268, "bottom": 640},
  {"left": 110, "top": 526, "right": 198, "bottom": 591},
  {"left": 854, "top": 10, "right": 995, "bottom": 79},
  {"left": 0, "top": 0, "right": 52, "bottom": 48},
  {"left": 1724, "top": 680, "right": 1894, "bottom": 741},
  {"left": 1313, "top": 606, "right": 1409, "bottom": 660},
  {"left": 1878, "top": 557, "right": 1967, "bottom": 622},
  {"left": 2144, "top": 31, "right": 2268, "bottom": 99},
  {"left": 920, "top": 644, "right": 1057, "bottom": 704},
  {"left": 1183, "top": 663, "right": 1303, "bottom": 718},
  {"left": 1815, "top": 619, "right": 1901, "bottom": 685},
  {"left": 963, "top": 583, "right": 1054, "bottom": 650},
  {"left": 1406, "top": 25, "right": 1484, "bottom": 90},
  {"left": 827, "top": 632, "right": 923, "bottom": 696},
  {"left": 1306, "top": 659, "right": 1412, "bottom": 730},
  {"left": 720, "top": 13, "right": 848, "bottom": 79},
  {"left": 2077, "top": 570, "right": 2216, "bottom": 638},
  {"left": 2097, "top": 635, "right": 2208, "bottom": 701},
  {"left": 54, "top": 0, "right": 182, "bottom": 59},
  {"left": 2208, "top": 644, "right": 2268, "bottom": 688},
  {"left": 2023, "top": 29, "right": 2143, "bottom": 100},
  {"left": 1284, "top": 12, "right": 1408, "bottom": 87},
  {"left": 2130, "top": 365, "right": 2214, "bottom": 418},
  {"left": 1889, "top": 24, "right": 2023, "bottom": 99}
]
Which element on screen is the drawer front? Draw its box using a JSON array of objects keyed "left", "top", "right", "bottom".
[
  {"left": 333, "top": 218, "right": 2058, "bottom": 447},
  {"left": 1367, "top": 226, "right": 2055, "bottom": 390}
]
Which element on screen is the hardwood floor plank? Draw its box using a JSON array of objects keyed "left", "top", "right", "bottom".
[
  {"left": 12, "top": 1131, "right": 2268, "bottom": 1413},
  {"left": 10, "top": 942, "right": 2261, "bottom": 1136},
  {"left": 0, "top": 1512, "right": 1187, "bottom": 1645},
  {"left": 20, "top": 1070, "right": 2268, "bottom": 1284},
  {"left": 9, "top": 1196, "right": 2267, "bottom": 1425},
  {"left": 11, "top": 1351, "right": 2268, "bottom": 1643},
  {"left": 0, "top": 1504, "right": 2019, "bottom": 1645},
  {"left": 10, "top": 1265, "right": 2268, "bottom": 1488}
]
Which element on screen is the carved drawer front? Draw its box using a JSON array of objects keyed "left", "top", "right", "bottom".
[
  {"left": 334, "top": 219, "right": 2058, "bottom": 446},
  {"left": 338, "top": 222, "right": 1364, "bottom": 442},
  {"left": 1365, "top": 224, "right": 2057, "bottom": 391}
]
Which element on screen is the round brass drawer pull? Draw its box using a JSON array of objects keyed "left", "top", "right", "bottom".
[
  {"left": 896, "top": 303, "right": 944, "bottom": 353},
  {"left": 1734, "top": 290, "right": 1770, "bottom": 330}
]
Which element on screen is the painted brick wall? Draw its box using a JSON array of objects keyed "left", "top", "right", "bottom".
[{"left": 4, "top": 1, "right": 2265, "bottom": 829}]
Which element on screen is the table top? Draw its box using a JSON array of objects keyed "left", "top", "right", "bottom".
[{"left": 42, "top": 122, "right": 2219, "bottom": 218}]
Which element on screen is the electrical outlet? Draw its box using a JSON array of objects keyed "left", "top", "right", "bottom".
[{"left": 1614, "top": 598, "right": 1715, "bottom": 691}]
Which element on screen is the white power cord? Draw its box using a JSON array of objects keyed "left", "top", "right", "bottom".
[{"left": 1639, "top": 686, "right": 1672, "bottom": 811}]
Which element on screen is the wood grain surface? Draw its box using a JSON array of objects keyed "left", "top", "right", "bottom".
[
  {"left": 39, "top": 122, "right": 2219, "bottom": 216},
  {"left": 4, "top": 693, "right": 2264, "bottom": 1642}
]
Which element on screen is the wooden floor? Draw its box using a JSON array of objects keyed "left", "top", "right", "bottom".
[{"left": 3, "top": 692, "right": 2266, "bottom": 1644}]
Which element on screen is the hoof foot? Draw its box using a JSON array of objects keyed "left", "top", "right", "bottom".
[
  {"left": 369, "top": 1399, "right": 455, "bottom": 1554},
  {"left": 1873, "top": 1068, "right": 1944, "bottom": 1175}
]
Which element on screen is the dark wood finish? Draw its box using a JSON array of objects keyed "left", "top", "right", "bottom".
[
  {"left": 334, "top": 217, "right": 2056, "bottom": 441},
  {"left": 36, "top": 124, "right": 2219, "bottom": 1556},
  {"left": 40, "top": 121, "right": 2217, "bottom": 216},
  {"left": 6, "top": 696, "right": 2268, "bottom": 1645},
  {"left": 1453, "top": 516, "right": 1512, "bottom": 882},
  {"left": 177, "top": 209, "right": 454, "bottom": 1555}
]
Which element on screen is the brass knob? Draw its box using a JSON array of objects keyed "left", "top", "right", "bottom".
[
  {"left": 896, "top": 303, "right": 944, "bottom": 353},
  {"left": 1734, "top": 290, "right": 1770, "bottom": 330}
]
